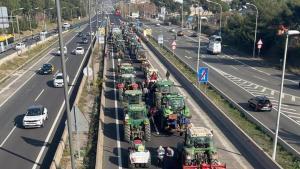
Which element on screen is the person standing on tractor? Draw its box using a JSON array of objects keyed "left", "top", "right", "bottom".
[
  {"left": 150, "top": 71, "right": 158, "bottom": 82},
  {"left": 166, "top": 70, "right": 170, "bottom": 80}
]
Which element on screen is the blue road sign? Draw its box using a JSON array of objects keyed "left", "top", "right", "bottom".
[{"left": 198, "top": 67, "right": 208, "bottom": 83}]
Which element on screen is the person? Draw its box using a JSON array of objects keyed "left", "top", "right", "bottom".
[
  {"left": 157, "top": 145, "right": 165, "bottom": 166},
  {"left": 150, "top": 72, "right": 158, "bottom": 82},
  {"left": 166, "top": 147, "right": 174, "bottom": 157},
  {"left": 166, "top": 71, "right": 170, "bottom": 80}
]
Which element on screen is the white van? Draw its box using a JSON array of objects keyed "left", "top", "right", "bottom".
[{"left": 207, "top": 35, "right": 222, "bottom": 54}]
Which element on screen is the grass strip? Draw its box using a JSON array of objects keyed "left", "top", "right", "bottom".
[{"left": 147, "top": 36, "right": 300, "bottom": 169}]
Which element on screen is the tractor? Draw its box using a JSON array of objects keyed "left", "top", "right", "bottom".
[
  {"left": 145, "top": 68, "right": 158, "bottom": 87},
  {"left": 151, "top": 80, "right": 175, "bottom": 110},
  {"left": 128, "top": 138, "right": 151, "bottom": 168},
  {"left": 160, "top": 93, "right": 192, "bottom": 134},
  {"left": 124, "top": 104, "right": 151, "bottom": 142},
  {"left": 117, "top": 73, "right": 139, "bottom": 101},
  {"left": 178, "top": 126, "right": 226, "bottom": 169},
  {"left": 135, "top": 48, "right": 148, "bottom": 62},
  {"left": 140, "top": 60, "right": 151, "bottom": 75},
  {"left": 122, "top": 89, "right": 144, "bottom": 112},
  {"left": 118, "top": 62, "right": 135, "bottom": 75}
]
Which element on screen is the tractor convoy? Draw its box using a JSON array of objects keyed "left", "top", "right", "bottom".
[{"left": 108, "top": 20, "right": 226, "bottom": 169}]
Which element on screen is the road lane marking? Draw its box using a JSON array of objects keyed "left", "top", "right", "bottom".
[
  {"left": 0, "top": 126, "right": 16, "bottom": 147},
  {"left": 111, "top": 46, "right": 122, "bottom": 169},
  {"left": 282, "top": 111, "right": 299, "bottom": 115},
  {"left": 34, "top": 89, "right": 45, "bottom": 102},
  {"left": 65, "top": 57, "right": 69, "bottom": 62},
  {"left": 253, "top": 75, "right": 267, "bottom": 82},
  {"left": 271, "top": 90, "right": 275, "bottom": 95},
  {"left": 184, "top": 55, "right": 192, "bottom": 59},
  {"left": 260, "top": 87, "right": 266, "bottom": 92},
  {"left": 287, "top": 115, "right": 300, "bottom": 119},
  {"left": 230, "top": 65, "right": 238, "bottom": 70},
  {"left": 292, "top": 96, "right": 296, "bottom": 102}
]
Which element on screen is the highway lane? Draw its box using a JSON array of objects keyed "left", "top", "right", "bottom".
[
  {"left": 0, "top": 17, "right": 98, "bottom": 168},
  {"left": 143, "top": 22, "right": 300, "bottom": 154},
  {"left": 102, "top": 15, "right": 254, "bottom": 169}
]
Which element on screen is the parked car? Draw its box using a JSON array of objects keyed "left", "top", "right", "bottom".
[
  {"left": 81, "top": 37, "right": 88, "bottom": 44},
  {"left": 38, "top": 63, "right": 54, "bottom": 75},
  {"left": 77, "top": 32, "right": 83, "bottom": 37},
  {"left": 53, "top": 72, "right": 69, "bottom": 87},
  {"left": 73, "top": 47, "right": 85, "bottom": 55},
  {"left": 156, "top": 23, "right": 160, "bottom": 26},
  {"left": 23, "top": 105, "right": 48, "bottom": 128},
  {"left": 177, "top": 30, "right": 184, "bottom": 36},
  {"left": 15, "top": 42, "right": 26, "bottom": 50},
  {"left": 56, "top": 46, "right": 67, "bottom": 56},
  {"left": 248, "top": 96, "right": 272, "bottom": 111},
  {"left": 169, "top": 28, "right": 176, "bottom": 33},
  {"left": 63, "top": 22, "right": 71, "bottom": 29}
]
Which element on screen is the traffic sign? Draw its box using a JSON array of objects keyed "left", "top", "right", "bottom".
[
  {"left": 83, "top": 67, "right": 93, "bottom": 77},
  {"left": 158, "top": 34, "right": 163, "bottom": 44},
  {"left": 172, "top": 45, "right": 176, "bottom": 50},
  {"left": 171, "top": 41, "right": 176, "bottom": 46},
  {"left": 257, "top": 39, "right": 263, "bottom": 49},
  {"left": 198, "top": 67, "right": 208, "bottom": 83}
]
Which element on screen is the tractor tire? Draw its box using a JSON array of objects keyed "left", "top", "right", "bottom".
[
  {"left": 124, "top": 124, "right": 131, "bottom": 142},
  {"left": 145, "top": 123, "right": 151, "bottom": 142}
]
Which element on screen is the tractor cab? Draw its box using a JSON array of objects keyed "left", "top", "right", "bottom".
[
  {"left": 153, "top": 80, "right": 174, "bottom": 94},
  {"left": 117, "top": 73, "right": 136, "bottom": 90},
  {"left": 136, "top": 48, "right": 148, "bottom": 61},
  {"left": 119, "top": 63, "right": 135, "bottom": 75},
  {"left": 181, "top": 127, "right": 226, "bottom": 169},
  {"left": 123, "top": 90, "right": 144, "bottom": 111},
  {"left": 147, "top": 68, "right": 159, "bottom": 84}
]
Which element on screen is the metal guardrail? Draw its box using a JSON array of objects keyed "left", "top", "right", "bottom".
[
  {"left": 145, "top": 33, "right": 300, "bottom": 159},
  {"left": 137, "top": 31, "right": 283, "bottom": 169}
]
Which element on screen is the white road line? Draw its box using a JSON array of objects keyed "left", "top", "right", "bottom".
[
  {"left": 273, "top": 106, "right": 296, "bottom": 111},
  {"left": 34, "top": 89, "right": 45, "bottom": 102},
  {"left": 282, "top": 111, "right": 300, "bottom": 115},
  {"left": 260, "top": 87, "right": 266, "bottom": 92},
  {"left": 287, "top": 115, "right": 300, "bottom": 119},
  {"left": 65, "top": 57, "right": 69, "bottom": 62},
  {"left": 292, "top": 96, "right": 296, "bottom": 102},
  {"left": 184, "top": 55, "right": 192, "bottom": 59},
  {"left": 111, "top": 47, "right": 123, "bottom": 169},
  {"left": 254, "top": 85, "right": 259, "bottom": 89},
  {"left": 253, "top": 75, "right": 267, "bottom": 82},
  {"left": 0, "top": 126, "right": 16, "bottom": 147},
  {"left": 230, "top": 65, "right": 238, "bottom": 70},
  {"left": 271, "top": 90, "right": 275, "bottom": 95}
]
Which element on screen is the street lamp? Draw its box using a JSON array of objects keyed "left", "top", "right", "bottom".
[
  {"left": 197, "top": 14, "right": 208, "bottom": 77},
  {"left": 207, "top": 0, "right": 222, "bottom": 37},
  {"left": 181, "top": 0, "right": 184, "bottom": 29},
  {"left": 272, "top": 29, "right": 300, "bottom": 160},
  {"left": 10, "top": 8, "right": 24, "bottom": 40},
  {"left": 28, "top": 7, "right": 39, "bottom": 39},
  {"left": 246, "top": 3, "right": 258, "bottom": 58},
  {"left": 43, "top": 8, "right": 54, "bottom": 32}
]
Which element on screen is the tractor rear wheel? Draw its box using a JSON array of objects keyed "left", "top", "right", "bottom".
[
  {"left": 124, "top": 124, "right": 131, "bottom": 142},
  {"left": 145, "top": 123, "right": 151, "bottom": 142}
]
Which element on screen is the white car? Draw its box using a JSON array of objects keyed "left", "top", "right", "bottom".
[
  {"left": 56, "top": 46, "right": 67, "bottom": 56},
  {"left": 15, "top": 42, "right": 26, "bottom": 50},
  {"left": 63, "top": 22, "right": 71, "bottom": 29},
  {"left": 156, "top": 23, "right": 160, "bottom": 26},
  {"left": 207, "top": 35, "right": 222, "bottom": 54},
  {"left": 73, "top": 47, "right": 85, "bottom": 55},
  {"left": 53, "top": 72, "right": 69, "bottom": 87},
  {"left": 23, "top": 105, "right": 48, "bottom": 128}
]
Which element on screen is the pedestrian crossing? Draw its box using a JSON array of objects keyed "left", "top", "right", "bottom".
[{"left": 223, "top": 73, "right": 300, "bottom": 125}]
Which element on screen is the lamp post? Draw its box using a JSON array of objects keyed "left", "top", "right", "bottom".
[
  {"left": 181, "top": 0, "right": 184, "bottom": 29},
  {"left": 246, "top": 3, "right": 258, "bottom": 58},
  {"left": 43, "top": 8, "right": 53, "bottom": 32},
  {"left": 28, "top": 7, "right": 39, "bottom": 39},
  {"left": 272, "top": 30, "right": 300, "bottom": 160},
  {"left": 207, "top": 0, "right": 222, "bottom": 37},
  {"left": 88, "top": 0, "right": 95, "bottom": 81},
  {"left": 197, "top": 15, "right": 207, "bottom": 79},
  {"left": 10, "top": 8, "right": 24, "bottom": 40}
]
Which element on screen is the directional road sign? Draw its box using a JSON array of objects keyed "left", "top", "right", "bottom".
[
  {"left": 171, "top": 40, "right": 176, "bottom": 50},
  {"left": 158, "top": 34, "right": 163, "bottom": 44},
  {"left": 257, "top": 39, "right": 263, "bottom": 49},
  {"left": 198, "top": 67, "right": 208, "bottom": 83}
]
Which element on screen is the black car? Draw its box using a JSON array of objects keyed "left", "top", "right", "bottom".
[
  {"left": 82, "top": 37, "right": 88, "bottom": 44},
  {"left": 190, "top": 32, "right": 198, "bottom": 37},
  {"left": 177, "top": 31, "right": 184, "bottom": 36},
  {"left": 77, "top": 32, "right": 83, "bottom": 37},
  {"left": 248, "top": 96, "right": 272, "bottom": 111},
  {"left": 38, "top": 64, "right": 54, "bottom": 75}
]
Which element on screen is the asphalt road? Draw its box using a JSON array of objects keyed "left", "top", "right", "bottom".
[
  {"left": 0, "top": 17, "right": 98, "bottom": 168},
  {"left": 143, "top": 22, "right": 300, "bottom": 154},
  {"left": 102, "top": 14, "right": 255, "bottom": 169},
  {"left": 0, "top": 20, "right": 89, "bottom": 60}
]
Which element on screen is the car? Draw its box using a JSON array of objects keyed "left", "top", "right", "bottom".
[
  {"left": 248, "top": 96, "right": 272, "bottom": 111},
  {"left": 63, "top": 22, "right": 71, "bottom": 29},
  {"left": 73, "top": 47, "right": 85, "bottom": 55},
  {"left": 207, "top": 35, "right": 222, "bottom": 54},
  {"left": 156, "top": 23, "right": 160, "bottom": 26},
  {"left": 56, "top": 46, "right": 67, "bottom": 56},
  {"left": 169, "top": 28, "right": 176, "bottom": 33},
  {"left": 15, "top": 42, "right": 26, "bottom": 50},
  {"left": 177, "top": 30, "right": 184, "bottom": 36},
  {"left": 190, "top": 32, "right": 198, "bottom": 37},
  {"left": 53, "top": 72, "right": 69, "bottom": 87},
  {"left": 87, "top": 32, "right": 95, "bottom": 36},
  {"left": 77, "top": 32, "right": 83, "bottom": 37},
  {"left": 38, "top": 63, "right": 54, "bottom": 75},
  {"left": 81, "top": 37, "right": 88, "bottom": 44},
  {"left": 22, "top": 105, "right": 48, "bottom": 128}
]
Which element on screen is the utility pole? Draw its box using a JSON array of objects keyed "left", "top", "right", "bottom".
[
  {"left": 88, "top": 0, "right": 95, "bottom": 81},
  {"left": 55, "top": 0, "right": 76, "bottom": 168}
]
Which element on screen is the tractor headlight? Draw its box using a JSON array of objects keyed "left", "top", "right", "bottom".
[{"left": 186, "top": 155, "right": 192, "bottom": 160}]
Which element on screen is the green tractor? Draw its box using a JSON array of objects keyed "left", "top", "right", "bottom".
[
  {"left": 122, "top": 89, "right": 144, "bottom": 112},
  {"left": 160, "top": 93, "right": 191, "bottom": 133},
  {"left": 178, "top": 126, "right": 226, "bottom": 169},
  {"left": 152, "top": 80, "right": 175, "bottom": 110},
  {"left": 117, "top": 73, "right": 138, "bottom": 101},
  {"left": 124, "top": 104, "right": 151, "bottom": 142},
  {"left": 118, "top": 63, "right": 135, "bottom": 75}
]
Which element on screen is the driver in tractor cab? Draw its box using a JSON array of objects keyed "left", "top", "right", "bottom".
[{"left": 150, "top": 72, "right": 158, "bottom": 82}]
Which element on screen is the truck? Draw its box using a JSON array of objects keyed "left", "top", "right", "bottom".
[
  {"left": 128, "top": 138, "right": 151, "bottom": 168},
  {"left": 124, "top": 104, "right": 151, "bottom": 142},
  {"left": 178, "top": 126, "right": 226, "bottom": 169},
  {"left": 160, "top": 93, "right": 192, "bottom": 134}
]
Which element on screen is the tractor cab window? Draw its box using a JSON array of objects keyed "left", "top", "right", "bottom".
[
  {"left": 168, "top": 98, "right": 184, "bottom": 110},
  {"left": 186, "top": 135, "right": 212, "bottom": 148},
  {"left": 127, "top": 95, "right": 141, "bottom": 104},
  {"left": 130, "top": 110, "right": 145, "bottom": 120}
]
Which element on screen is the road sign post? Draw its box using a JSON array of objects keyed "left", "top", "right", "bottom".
[
  {"left": 171, "top": 40, "right": 176, "bottom": 56},
  {"left": 198, "top": 67, "right": 209, "bottom": 92},
  {"left": 257, "top": 39, "right": 263, "bottom": 57}
]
